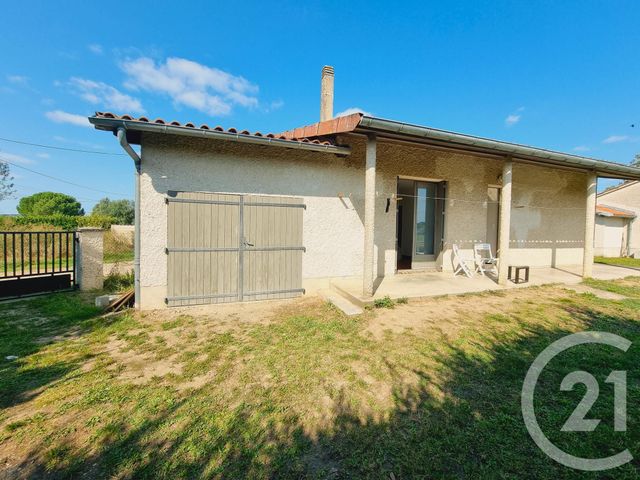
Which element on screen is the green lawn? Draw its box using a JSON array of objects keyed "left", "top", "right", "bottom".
[
  {"left": 1, "top": 279, "right": 640, "bottom": 478},
  {"left": 595, "top": 256, "right": 640, "bottom": 269}
]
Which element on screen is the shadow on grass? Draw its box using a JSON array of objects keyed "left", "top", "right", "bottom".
[
  {"left": 0, "top": 293, "right": 101, "bottom": 409},
  {"left": 6, "top": 298, "right": 640, "bottom": 479}
]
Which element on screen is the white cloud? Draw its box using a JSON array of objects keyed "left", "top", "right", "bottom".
[
  {"left": 121, "top": 57, "right": 259, "bottom": 116},
  {"left": 603, "top": 135, "right": 629, "bottom": 144},
  {"left": 505, "top": 114, "right": 521, "bottom": 126},
  {"left": 504, "top": 106, "right": 524, "bottom": 127},
  {"left": 69, "top": 77, "right": 144, "bottom": 113},
  {"left": 0, "top": 152, "right": 35, "bottom": 165},
  {"left": 88, "top": 44, "right": 103, "bottom": 55},
  {"left": 6, "top": 75, "right": 28, "bottom": 84},
  {"left": 269, "top": 99, "right": 284, "bottom": 111},
  {"left": 573, "top": 145, "right": 590, "bottom": 152},
  {"left": 335, "top": 107, "right": 371, "bottom": 117},
  {"left": 45, "top": 110, "right": 91, "bottom": 128},
  {"left": 36, "top": 152, "right": 50, "bottom": 159}
]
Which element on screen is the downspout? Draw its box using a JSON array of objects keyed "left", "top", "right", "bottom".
[{"left": 117, "top": 128, "right": 141, "bottom": 308}]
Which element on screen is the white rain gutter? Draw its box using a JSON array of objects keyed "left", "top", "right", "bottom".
[{"left": 358, "top": 116, "right": 640, "bottom": 180}]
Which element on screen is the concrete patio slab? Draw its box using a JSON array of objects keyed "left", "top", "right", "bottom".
[
  {"left": 563, "top": 284, "right": 628, "bottom": 301},
  {"left": 331, "top": 263, "right": 639, "bottom": 307}
]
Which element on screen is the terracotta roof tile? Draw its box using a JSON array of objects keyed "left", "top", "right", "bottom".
[
  {"left": 92, "top": 112, "right": 335, "bottom": 146},
  {"left": 596, "top": 204, "right": 636, "bottom": 218},
  {"left": 279, "top": 113, "right": 363, "bottom": 140}
]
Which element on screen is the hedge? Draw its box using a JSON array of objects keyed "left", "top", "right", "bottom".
[{"left": 13, "top": 214, "right": 117, "bottom": 230}]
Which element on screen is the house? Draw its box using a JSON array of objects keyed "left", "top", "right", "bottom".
[
  {"left": 89, "top": 66, "right": 640, "bottom": 309},
  {"left": 595, "top": 181, "right": 640, "bottom": 257}
]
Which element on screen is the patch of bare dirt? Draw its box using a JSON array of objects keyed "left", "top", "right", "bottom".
[
  {"left": 105, "top": 338, "right": 182, "bottom": 384},
  {"left": 363, "top": 286, "right": 571, "bottom": 340}
]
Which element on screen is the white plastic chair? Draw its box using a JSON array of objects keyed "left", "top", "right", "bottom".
[
  {"left": 452, "top": 244, "right": 475, "bottom": 278},
  {"left": 474, "top": 243, "right": 498, "bottom": 276}
]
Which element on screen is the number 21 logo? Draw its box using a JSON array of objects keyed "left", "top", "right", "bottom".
[{"left": 561, "top": 370, "right": 626, "bottom": 432}]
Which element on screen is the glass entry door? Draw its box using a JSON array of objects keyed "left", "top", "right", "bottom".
[{"left": 413, "top": 181, "right": 438, "bottom": 265}]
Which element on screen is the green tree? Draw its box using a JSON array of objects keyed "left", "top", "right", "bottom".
[
  {"left": 632, "top": 153, "right": 640, "bottom": 167},
  {"left": 0, "top": 161, "right": 15, "bottom": 201},
  {"left": 91, "top": 198, "right": 134, "bottom": 224},
  {"left": 17, "top": 192, "right": 84, "bottom": 216}
]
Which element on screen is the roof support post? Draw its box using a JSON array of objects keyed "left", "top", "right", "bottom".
[
  {"left": 626, "top": 218, "right": 634, "bottom": 257},
  {"left": 583, "top": 172, "right": 597, "bottom": 278},
  {"left": 497, "top": 159, "right": 513, "bottom": 285},
  {"left": 363, "top": 134, "right": 377, "bottom": 296}
]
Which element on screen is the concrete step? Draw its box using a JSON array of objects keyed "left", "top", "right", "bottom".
[
  {"left": 397, "top": 267, "right": 440, "bottom": 275},
  {"left": 329, "top": 281, "right": 372, "bottom": 308},
  {"left": 319, "top": 289, "right": 364, "bottom": 316}
]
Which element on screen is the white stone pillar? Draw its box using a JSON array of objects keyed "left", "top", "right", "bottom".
[
  {"left": 77, "top": 228, "right": 104, "bottom": 291},
  {"left": 363, "top": 134, "right": 377, "bottom": 296},
  {"left": 498, "top": 160, "right": 513, "bottom": 285},
  {"left": 583, "top": 173, "right": 597, "bottom": 277}
]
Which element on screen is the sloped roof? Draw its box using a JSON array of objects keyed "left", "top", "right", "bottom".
[
  {"left": 598, "top": 180, "right": 639, "bottom": 196},
  {"left": 88, "top": 112, "right": 351, "bottom": 155},
  {"left": 280, "top": 114, "right": 640, "bottom": 180},
  {"left": 596, "top": 204, "right": 636, "bottom": 218}
]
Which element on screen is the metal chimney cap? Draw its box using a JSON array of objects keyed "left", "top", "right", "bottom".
[{"left": 321, "top": 65, "right": 334, "bottom": 76}]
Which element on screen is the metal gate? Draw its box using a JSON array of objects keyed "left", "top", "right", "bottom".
[
  {"left": 0, "top": 231, "right": 77, "bottom": 299},
  {"left": 166, "top": 191, "right": 305, "bottom": 306}
]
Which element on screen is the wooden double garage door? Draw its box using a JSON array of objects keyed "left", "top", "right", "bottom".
[{"left": 166, "top": 191, "right": 305, "bottom": 306}]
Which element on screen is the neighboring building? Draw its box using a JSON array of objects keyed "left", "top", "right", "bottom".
[
  {"left": 596, "top": 181, "right": 640, "bottom": 257},
  {"left": 89, "top": 67, "right": 640, "bottom": 309}
]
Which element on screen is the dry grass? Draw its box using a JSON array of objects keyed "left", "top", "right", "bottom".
[
  {"left": 1, "top": 280, "right": 640, "bottom": 478},
  {"left": 103, "top": 230, "right": 134, "bottom": 264}
]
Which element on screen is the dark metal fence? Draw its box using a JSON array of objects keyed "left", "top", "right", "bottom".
[{"left": 0, "top": 231, "right": 77, "bottom": 298}]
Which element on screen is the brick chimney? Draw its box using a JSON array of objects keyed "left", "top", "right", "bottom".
[{"left": 320, "top": 66, "right": 334, "bottom": 122}]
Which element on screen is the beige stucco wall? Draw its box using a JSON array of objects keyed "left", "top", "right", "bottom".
[
  {"left": 138, "top": 134, "right": 368, "bottom": 308},
  {"left": 137, "top": 132, "right": 589, "bottom": 308},
  {"left": 597, "top": 181, "right": 639, "bottom": 256},
  {"left": 346, "top": 136, "right": 587, "bottom": 273},
  {"left": 595, "top": 216, "right": 628, "bottom": 257}
]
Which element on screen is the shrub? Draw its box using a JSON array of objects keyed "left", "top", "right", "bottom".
[
  {"left": 104, "top": 271, "right": 134, "bottom": 293},
  {"left": 76, "top": 215, "right": 117, "bottom": 229},
  {"left": 14, "top": 214, "right": 116, "bottom": 230},
  {"left": 373, "top": 296, "right": 395, "bottom": 309},
  {"left": 15, "top": 214, "right": 78, "bottom": 230}
]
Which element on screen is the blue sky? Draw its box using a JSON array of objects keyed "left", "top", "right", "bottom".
[{"left": 1, "top": 0, "right": 639, "bottom": 213}]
